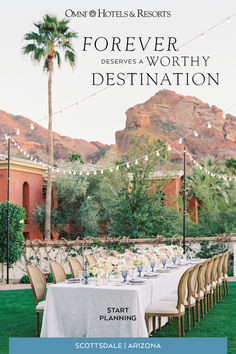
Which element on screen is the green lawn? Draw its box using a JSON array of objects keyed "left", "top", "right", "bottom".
[{"left": 0, "top": 283, "right": 235, "bottom": 354}]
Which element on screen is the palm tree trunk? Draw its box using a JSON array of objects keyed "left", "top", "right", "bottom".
[{"left": 44, "top": 59, "right": 53, "bottom": 239}]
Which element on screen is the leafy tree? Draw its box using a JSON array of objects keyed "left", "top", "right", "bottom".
[
  {"left": 23, "top": 15, "right": 78, "bottom": 239},
  {"left": 97, "top": 136, "right": 183, "bottom": 238},
  {"left": 69, "top": 153, "right": 84, "bottom": 164},
  {"left": 225, "top": 157, "right": 236, "bottom": 175},
  {"left": 0, "top": 202, "right": 25, "bottom": 267}
]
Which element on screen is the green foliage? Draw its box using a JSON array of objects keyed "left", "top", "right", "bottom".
[
  {"left": 0, "top": 202, "right": 25, "bottom": 267},
  {"left": 69, "top": 153, "right": 84, "bottom": 164},
  {"left": 225, "top": 157, "right": 236, "bottom": 175},
  {"left": 186, "top": 159, "right": 236, "bottom": 236},
  {"left": 97, "top": 136, "right": 183, "bottom": 238},
  {"left": 23, "top": 14, "right": 78, "bottom": 71}
]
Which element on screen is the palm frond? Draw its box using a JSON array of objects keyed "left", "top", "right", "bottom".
[
  {"left": 23, "top": 43, "right": 37, "bottom": 55},
  {"left": 64, "top": 50, "right": 76, "bottom": 67},
  {"left": 55, "top": 51, "right": 61, "bottom": 67}
]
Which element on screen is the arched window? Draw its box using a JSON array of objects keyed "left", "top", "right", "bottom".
[{"left": 23, "top": 182, "right": 29, "bottom": 224}]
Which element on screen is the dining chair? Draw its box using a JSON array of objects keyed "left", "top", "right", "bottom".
[
  {"left": 27, "top": 264, "right": 46, "bottom": 336},
  {"left": 204, "top": 257, "right": 214, "bottom": 312},
  {"left": 68, "top": 257, "right": 83, "bottom": 278},
  {"left": 100, "top": 251, "right": 109, "bottom": 258},
  {"left": 159, "top": 264, "right": 199, "bottom": 331},
  {"left": 216, "top": 254, "right": 224, "bottom": 301},
  {"left": 85, "top": 254, "right": 97, "bottom": 266},
  {"left": 195, "top": 260, "right": 208, "bottom": 322},
  {"left": 145, "top": 266, "right": 193, "bottom": 337},
  {"left": 112, "top": 250, "right": 120, "bottom": 257},
  {"left": 222, "top": 250, "right": 231, "bottom": 296},
  {"left": 50, "top": 261, "right": 67, "bottom": 284},
  {"left": 210, "top": 255, "right": 220, "bottom": 307}
]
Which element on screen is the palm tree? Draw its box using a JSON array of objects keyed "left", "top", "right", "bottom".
[{"left": 23, "top": 15, "right": 77, "bottom": 239}]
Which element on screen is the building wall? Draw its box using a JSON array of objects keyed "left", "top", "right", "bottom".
[{"left": 0, "top": 168, "right": 44, "bottom": 240}]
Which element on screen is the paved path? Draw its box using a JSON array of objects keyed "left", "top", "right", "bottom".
[{"left": 1, "top": 277, "right": 236, "bottom": 290}]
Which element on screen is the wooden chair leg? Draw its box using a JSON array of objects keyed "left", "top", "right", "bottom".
[
  {"left": 214, "top": 289, "right": 216, "bottom": 306},
  {"left": 192, "top": 306, "right": 196, "bottom": 327},
  {"left": 207, "top": 294, "right": 210, "bottom": 312},
  {"left": 223, "top": 281, "right": 226, "bottom": 296},
  {"left": 217, "top": 287, "right": 219, "bottom": 302},
  {"left": 158, "top": 317, "right": 161, "bottom": 331},
  {"left": 204, "top": 295, "right": 207, "bottom": 314},
  {"left": 226, "top": 280, "right": 229, "bottom": 295},
  {"left": 153, "top": 316, "right": 156, "bottom": 333},
  {"left": 219, "top": 285, "right": 222, "bottom": 300},
  {"left": 211, "top": 291, "right": 213, "bottom": 308},
  {"left": 177, "top": 317, "right": 181, "bottom": 337},
  {"left": 197, "top": 300, "right": 200, "bottom": 322},
  {"left": 36, "top": 312, "right": 39, "bottom": 337},
  {"left": 201, "top": 299, "right": 204, "bottom": 319},
  {"left": 187, "top": 308, "right": 191, "bottom": 331},
  {"left": 181, "top": 315, "right": 184, "bottom": 337},
  {"left": 145, "top": 314, "right": 149, "bottom": 334}
]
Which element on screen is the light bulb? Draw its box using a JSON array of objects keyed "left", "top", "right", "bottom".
[
  {"left": 178, "top": 138, "right": 182, "bottom": 144},
  {"left": 144, "top": 155, "right": 148, "bottom": 161},
  {"left": 126, "top": 163, "right": 130, "bottom": 168},
  {"left": 207, "top": 122, "right": 212, "bottom": 128},
  {"left": 156, "top": 150, "right": 160, "bottom": 156},
  {"left": 86, "top": 171, "right": 89, "bottom": 176},
  {"left": 110, "top": 168, "right": 113, "bottom": 172},
  {"left": 135, "top": 159, "right": 138, "bottom": 165},
  {"left": 200, "top": 33, "right": 204, "bottom": 40},
  {"left": 167, "top": 145, "right": 171, "bottom": 151},
  {"left": 116, "top": 166, "right": 119, "bottom": 171},
  {"left": 16, "top": 129, "right": 20, "bottom": 135},
  {"left": 100, "top": 169, "right": 103, "bottom": 174},
  {"left": 194, "top": 131, "right": 198, "bottom": 137},
  {"left": 94, "top": 171, "right": 97, "bottom": 175},
  {"left": 30, "top": 123, "right": 35, "bottom": 130},
  {"left": 226, "top": 17, "right": 231, "bottom": 24},
  {"left": 222, "top": 113, "right": 226, "bottom": 119},
  {"left": 80, "top": 171, "right": 83, "bottom": 176}
]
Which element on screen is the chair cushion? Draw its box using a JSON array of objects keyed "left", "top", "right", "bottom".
[
  {"left": 146, "top": 301, "right": 185, "bottom": 315},
  {"left": 195, "top": 290, "right": 204, "bottom": 298},
  {"left": 159, "top": 294, "right": 195, "bottom": 306},
  {"left": 36, "top": 300, "right": 46, "bottom": 311}
]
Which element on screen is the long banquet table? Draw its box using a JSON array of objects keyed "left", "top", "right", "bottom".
[{"left": 41, "top": 263, "right": 195, "bottom": 338}]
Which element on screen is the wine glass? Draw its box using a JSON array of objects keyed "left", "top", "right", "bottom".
[
  {"left": 78, "top": 271, "right": 83, "bottom": 282},
  {"left": 150, "top": 261, "right": 155, "bottom": 272},
  {"left": 172, "top": 256, "right": 177, "bottom": 265},
  {"left": 162, "top": 258, "right": 167, "bottom": 268},
  {"left": 121, "top": 270, "right": 128, "bottom": 282},
  {"left": 137, "top": 265, "right": 143, "bottom": 277}
]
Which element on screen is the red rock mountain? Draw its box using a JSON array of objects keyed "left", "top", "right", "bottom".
[
  {"left": 1, "top": 90, "right": 235, "bottom": 164},
  {"left": 0, "top": 110, "right": 109, "bottom": 163},
  {"left": 116, "top": 90, "right": 236, "bottom": 162}
]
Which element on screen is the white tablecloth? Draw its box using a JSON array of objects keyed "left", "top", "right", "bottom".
[{"left": 41, "top": 265, "right": 191, "bottom": 338}]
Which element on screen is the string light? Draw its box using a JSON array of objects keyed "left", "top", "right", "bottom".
[
  {"left": 167, "top": 145, "right": 171, "bottom": 151},
  {"left": 135, "top": 159, "right": 138, "bottom": 165},
  {"left": 222, "top": 113, "right": 226, "bottom": 119},
  {"left": 115, "top": 166, "right": 119, "bottom": 171},
  {"left": 156, "top": 151, "right": 160, "bottom": 156},
  {"left": 110, "top": 168, "right": 113, "bottom": 172},
  {"left": 207, "top": 122, "right": 212, "bottom": 128},
  {"left": 100, "top": 169, "right": 103, "bottom": 174},
  {"left": 194, "top": 131, "right": 199, "bottom": 137},
  {"left": 30, "top": 123, "right": 35, "bottom": 130},
  {"left": 126, "top": 163, "right": 130, "bottom": 168},
  {"left": 16, "top": 129, "right": 20, "bottom": 135},
  {"left": 178, "top": 138, "right": 182, "bottom": 144},
  {"left": 144, "top": 155, "right": 148, "bottom": 161}
]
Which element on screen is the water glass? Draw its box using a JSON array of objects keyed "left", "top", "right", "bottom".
[
  {"left": 172, "top": 256, "right": 177, "bottom": 265},
  {"left": 162, "top": 258, "right": 167, "bottom": 268},
  {"left": 137, "top": 265, "right": 143, "bottom": 277},
  {"left": 122, "top": 270, "right": 128, "bottom": 282},
  {"left": 150, "top": 261, "right": 155, "bottom": 272}
]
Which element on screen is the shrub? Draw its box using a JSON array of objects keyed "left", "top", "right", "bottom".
[{"left": 0, "top": 202, "right": 25, "bottom": 267}]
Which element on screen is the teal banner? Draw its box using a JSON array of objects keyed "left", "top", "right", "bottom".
[{"left": 9, "top": 338, "right": 227, "bottom": 354}]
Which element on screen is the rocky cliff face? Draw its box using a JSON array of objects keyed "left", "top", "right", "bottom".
[
  {"left": 0, "top": 110, "right": 109, "bottom": 163},
  {"left": 116, "top": 90, "right": 236, "bottom": 162}
]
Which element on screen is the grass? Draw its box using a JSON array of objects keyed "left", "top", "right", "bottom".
[
  {"left": 151, "top": 282, "right": 236, "bottom": 354},
  {"left": 0, "top": 283, "right": 235, "bottom": 354}
]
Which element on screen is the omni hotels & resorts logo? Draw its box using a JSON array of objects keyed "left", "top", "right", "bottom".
[{"left": 65, "top": 9, "right": 172, "bottom": 18}]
